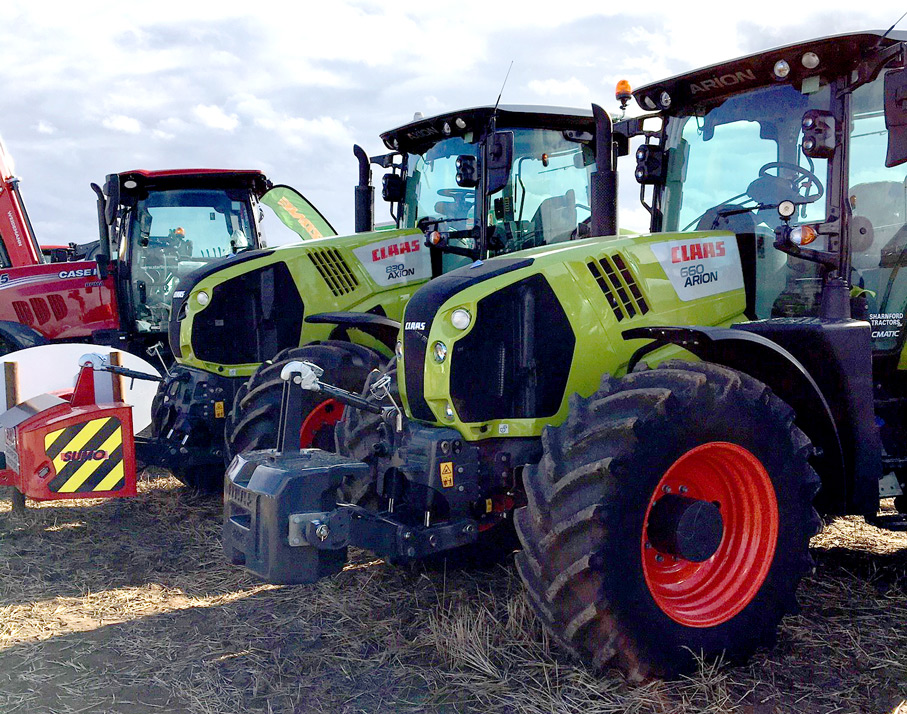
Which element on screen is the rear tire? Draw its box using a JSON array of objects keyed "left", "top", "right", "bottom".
[
  {"left": 515, "top": 360, "right": 821, "bottom": 678},
  {"left": 225, "top": 341, "right": 383, "bottom": 459},
  {"left": 335, "top": 362, "right": 398, "bottom": 507},
  {"left": 170, "top": 464, "right": 224, "bottom": 494}
]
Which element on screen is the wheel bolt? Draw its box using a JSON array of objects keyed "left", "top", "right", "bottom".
[
  {"left": 644, "top": 541, "right": 652, "bottom": 549},
  {"left": 662, "top": 485, "right": 671, "bottom": 493},
  {"left": 655, "top": 554, "right": 664, "bottom": 563},
  {"left": 679, "top": 485, "right": 688, "bottom": 494}
]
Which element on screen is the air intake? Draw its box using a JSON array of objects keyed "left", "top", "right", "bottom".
[
  {"left": 587, "top": 253, "right": 649, "bottom": 322},
  {"left": 48, "top": 294, "right": 67, "bottom": 320},
  {"left": 13, "top": 301, "right": 33, "bottom": 325},
  {"left": 309, "top": 248, "right": 359, "bottom": 296}
]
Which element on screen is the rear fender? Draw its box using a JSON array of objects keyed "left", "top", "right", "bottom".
[{"left": 623, "top": 325, "right": 848, "bottom": 514}]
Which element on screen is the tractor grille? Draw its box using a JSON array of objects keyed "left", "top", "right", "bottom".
[
  {"left": 12, "top": 301, "right": 32, "bottom": 325},
  {"left": 587, "top": 252, "right": 649, "bottom": 322},
  {"left": 193, "top": 262, "right": 304, "bottom": 365},
  {"left": 29, "top": 298, "right": 51, "bottom": 325},
  {"left": 48, "top": 295, "right": 67, "bottom": 320},
  {"left": 450, "top": 274, "right": 575, "bottom": 422},
  {"left": 309, "top": 248, "right": 358, "bottom": 296}
]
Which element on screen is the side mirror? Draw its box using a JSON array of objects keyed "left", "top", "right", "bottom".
[
  {"left": 103, "top": 174, "right": 120, "bottom": 226},
  {"left": 95, "top": 254, "right": 110, "bottom": 280},
  {"left": 885, "top": 69, "right": 907, "bottom": 167},
  {"left": 381, "top": 173, "right": 405, "bottom": 202},
  {"left": 801, "top": 110, "right": 835, "bottom": 159},
  {"left": 486, "top": 131, "right": 513, "bottom": 195},
  {"left": 634, "top": 144, "right": 667, "bottom": 184}
]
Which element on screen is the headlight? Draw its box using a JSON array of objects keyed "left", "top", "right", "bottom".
[
  {"left": 451, "top": 308, "right": 472, "bottom": 330},
  {"left": 196, "top": 290, "right": 210, "bottom": 306},
  {"left": 433, "top": 341, "right": 448, "bottom": 363}
]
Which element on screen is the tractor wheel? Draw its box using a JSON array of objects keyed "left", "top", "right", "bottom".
[
  {"left": 514, "top": 360, "right": 821, "bottom": 679},
  {"left": 894, "top": 494, "right": 907, "bottom": 514},
  {"left": 335, "top": 362, "right": 397, "bottom": 508},
  {"left": 225, "top": 341, "right": 383, "bottom": 459},
  {"left": 170, "top": 464, "right": 224, "bottom": 494}
]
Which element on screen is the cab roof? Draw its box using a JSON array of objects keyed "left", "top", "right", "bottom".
[
  {"left": 634, "top": 30, "right": 907, "bottom": 113},
  {"left": 115, "top": 169, "right": 272, "bottom": 196},
  {"left": 381, "top": 105, "right": 595, "bottom": 153}
]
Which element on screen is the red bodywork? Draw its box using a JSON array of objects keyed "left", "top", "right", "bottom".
[
  {"left": 0, "top": 140, "right": 42, "bottom": 267},
  {"left": 0, "top": 261, "right": 119, "bottom": 340}
]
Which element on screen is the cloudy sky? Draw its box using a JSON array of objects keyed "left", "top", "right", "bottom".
[{"left": 1, "top": 1, "right": 905, "bottom": 244}]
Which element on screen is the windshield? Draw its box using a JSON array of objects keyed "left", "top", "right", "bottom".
[
  {"left": 402, "top": 127, "right": 594, "bottom": 271},
  {"left": 661, "top": 83, "right": 832, "bottom": 318},
  {"left": 126, "top": 188, "right": 255, "bottom": 333}
]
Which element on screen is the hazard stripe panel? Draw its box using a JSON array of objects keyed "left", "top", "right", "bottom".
[{"left": 44, "top": 417, "right": 125, "bottom": 493}]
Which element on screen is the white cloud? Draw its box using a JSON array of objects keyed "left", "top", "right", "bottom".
[
  {"left": 528, "top": 77, "right": 590, "bottom": 98},
  {"left": 193, "top": 104, "right": 239, "bottom": 131},
  {"left": 102, "top": 115, "right": 141, "bottom": 134},
  {"left": 36, "top": 121, "right": 56, "bottom": 135}
]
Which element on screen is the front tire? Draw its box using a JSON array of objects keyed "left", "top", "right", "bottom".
[
  {"left": 225, "top": 341, "right": 383, "bottom": 459},
  {"left": 515, "top": 361, "right": 821, "bottom": 678}
]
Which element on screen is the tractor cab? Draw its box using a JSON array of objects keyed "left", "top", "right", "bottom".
[
  {"left": 94, "top": 170, "right": 329, "bottom": 357},
  {"left": 365, "top": 105, "right": 601, "bottom": 272},
  {"left": 629, "top": 30, "right": 907, "bottom": 336},
  {"left": 106, "top": 171, "right": 270, "bottom": 335}
]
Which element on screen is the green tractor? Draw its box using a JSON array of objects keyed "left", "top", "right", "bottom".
[
  {"left": 141, "top": 106, "right": 604, "bottom": 489},
  {"left": 224, "top": 30, "right": 907, "bottom": 677}
]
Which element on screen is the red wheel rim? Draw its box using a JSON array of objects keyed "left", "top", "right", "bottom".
[
  {"left": 641, "top": 442, "right": 779, "bottom": 628},
  {"left": 299, "top": 399, "right": 345, "bottom": 448}
]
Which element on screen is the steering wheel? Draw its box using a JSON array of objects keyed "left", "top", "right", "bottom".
[
  {"left": 435, "top": 188, "right": 475, "bottom": 218},
  {"left": 756, "top": 161, "right": 823, "bottom": 203}
]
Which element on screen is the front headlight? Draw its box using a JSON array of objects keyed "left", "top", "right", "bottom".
[
  {"left": 451, "top": 308, "right": 471, "bottom": 330},
  {"left": 196, "top": 290, "right": 210, "bottom": 307},
  {"left": 432, "top": 341, "right": 448, "bottom": 363}
]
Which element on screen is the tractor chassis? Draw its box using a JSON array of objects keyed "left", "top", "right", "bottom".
[{"left": 136, "top": 364, "right": 240, "bottom": 472}]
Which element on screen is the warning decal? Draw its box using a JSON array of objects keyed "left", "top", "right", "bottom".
[
  {"left": 44, "top": 417, "right": 125, "bottom": 493},
  {"left": 352, "top": 235, "right": 431, "bottom": 287},
  {"left": 650, "top": 237, "right": 744, "bottom": 302},
  {"left": 440, "top": 461, "right": 454, "bottom": 488}
]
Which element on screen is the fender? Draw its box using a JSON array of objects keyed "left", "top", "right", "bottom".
[
  {"left": 305, "top": 312, "right": 400, "bottom": 352},
  {"left": 0, "top": 320, "right": 48, "bottom": 352},
  {"left": 623, "top": 324, "right": 851, "bottom": 515}
]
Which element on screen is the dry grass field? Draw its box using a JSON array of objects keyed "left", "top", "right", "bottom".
[{"left": 1, "top": 471, "right": 905, "bottom": 714}]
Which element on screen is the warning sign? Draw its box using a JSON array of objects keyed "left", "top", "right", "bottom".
[
  {"left": 214, "top": 401, "right": 225, "bottom": 419},
  {"left": 440, "top": 461, "right": 454, "bottom": 488}
]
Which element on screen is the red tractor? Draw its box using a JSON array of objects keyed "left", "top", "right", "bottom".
[{"left": 0, "top": 153, "right": 328, "bottom": 362}]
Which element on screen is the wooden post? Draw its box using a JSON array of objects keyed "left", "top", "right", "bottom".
[
  {"left": 2, "top": 361, "right": 25, "bottom": 514},
  {"left": 109, "top": 351, "right": 124, "bottom": 403}
]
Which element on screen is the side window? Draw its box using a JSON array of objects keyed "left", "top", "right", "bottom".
[{"left": 849, "top": 71, "right": 907, "bottom": 351}]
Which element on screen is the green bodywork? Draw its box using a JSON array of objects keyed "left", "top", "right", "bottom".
[
  {"left": 399, "top": 230, "right": 745, "bottom": 440},
  {"left": 175, "top": 228, "right": 425, "bottom": 376}
]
